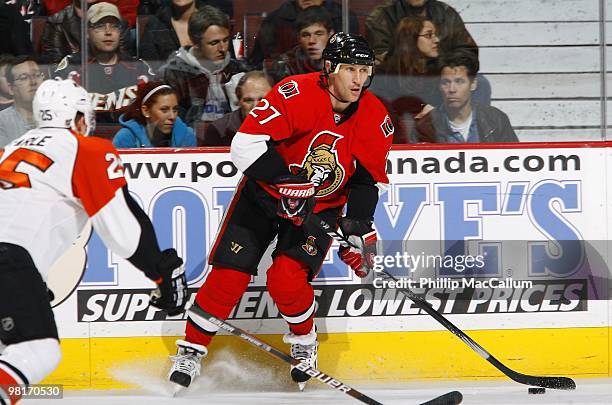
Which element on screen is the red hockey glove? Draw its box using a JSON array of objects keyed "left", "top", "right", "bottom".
[
  {"left": 149, "top": 248, "right": 187, "bottom": 316},
  {"left": 274, "top": 175, "right": 315, "bottom": 226},
  {"left": 337, "top": 218, "right": 378, "bottom": 278}
]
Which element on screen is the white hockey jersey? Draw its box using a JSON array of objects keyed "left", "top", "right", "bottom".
[{"left": 0, "top": 128, "right": 143, "bottom": 280}]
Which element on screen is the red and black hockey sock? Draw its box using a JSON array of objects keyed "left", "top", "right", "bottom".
[
  {"left": 185, "top": 267, "right": 250, "bottom": 346},
  {"left": 0, "top": 359, "right": 27, "bottom": 405},
  {"left": 267, "top": 254, "right": 315, "bottom": 335}
]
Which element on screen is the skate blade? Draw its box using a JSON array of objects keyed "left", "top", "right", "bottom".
[
  {"left": 298, "top": 382, "right": 306, "bottom": 391},
  {"left": 171, "top": 384, "right": 185, "bottom": 397}
]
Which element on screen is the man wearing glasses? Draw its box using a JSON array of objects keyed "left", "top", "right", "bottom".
[
  {"left": 0, "top": 56, "right": 44, "bottom": 147},
  {"left": 54, "top": 2, "right": 153, "bottom": 124}
]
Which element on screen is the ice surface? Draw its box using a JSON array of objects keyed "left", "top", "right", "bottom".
[
  {"left": 24, "top": 378, "right": 612, "bottom": 405},
  {"left": 22, "top": 349, "right": 612, "bottom": 404}
]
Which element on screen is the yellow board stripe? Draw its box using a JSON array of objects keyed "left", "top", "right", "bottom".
[{"left": 44, "top": 327, "right": 610, "bottom": 389}]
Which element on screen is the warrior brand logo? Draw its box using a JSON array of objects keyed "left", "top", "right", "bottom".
[
  {"left": 289, "top": 131, "right": 346, "bottom": 198},
  {"left": 278, "top": 80, "right": 300, "bottom": 99},
  {"left": 302, "top": 236, "right": 318, "bottom": 256},
  {"left": 230, "top": 241, "right": 244, "bottom": 254},
  {"left": 380, "top": 115, "right": 394, "bottom": 138},
  {"left": 278, "top": 184, "right": 315, "bottom": 198}
]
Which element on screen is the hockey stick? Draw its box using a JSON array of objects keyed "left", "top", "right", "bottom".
[
  {"left": 313, "top": 215, "right": 576, "bottom": 391},
  {"left": 188, "top": 305, "right": 463, "bottom": 405}
]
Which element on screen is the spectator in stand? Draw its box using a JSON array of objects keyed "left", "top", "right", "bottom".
[
  {"left": 369, "top": 16, "right": 441, "bottom": 143},
  {"left": 368, "top": 0, "right": 492, "bottom": 106},
  {"left": 0, "top": 3, "right": 33, "bottom": 56},
  {"left": 416, "top": 49, "right": 518, "bottom": 143},
  {"left": 137, "top": 0, "right": 232, "bottom": 17},
  {"left": 366, "top": 0, "right": 476, "bottom": 64},
  {"left": 250, "top": 0, "right": 359, "bottom": 68},
  {"left": 138, "top": 0, "right": 235, "bottom": 66},
  {"left": 160, "top": 5, "right": 249, "bottom": 124},
  {"left": 40, "top": 0, "right": 134, "bottom": 64},
  {"left": 54, "top": 2, "right": 154, "bottom": 123},
  {"left": 0, "top": 54, "right": 15, "bottom": 111},
  {"left": 268, "top": 6, "right": 334, "bottom": 84},
  {"left": 113, "top": 80, "right": 196, "bottom": 147},
  {"left": 138, "top": 0, "right": 199, "bottom": 66},
  {"left": 0, "top": 55, "right": 44, "bottom": 146},
  {"left": 201, "top": 70, "right": 272, "bottom": 146}
]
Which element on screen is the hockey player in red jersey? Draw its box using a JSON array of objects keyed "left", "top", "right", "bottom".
[
  {"left": 169, "top": 32, "right": 393, "bottom": 390},
  {"left": 0, "top": 79, "right": 187, "bottom": 405}
]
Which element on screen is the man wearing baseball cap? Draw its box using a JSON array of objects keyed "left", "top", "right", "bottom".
[
  {"left": 54, "top": 2, "right": 154, "bottom": 124},
  {"left": 40, "top": 1, "right": 134, "bottom": 65}
]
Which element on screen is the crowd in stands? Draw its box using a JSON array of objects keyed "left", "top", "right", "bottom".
[{"left": 0, "top": 0, "right": 518, "bottom": 147}]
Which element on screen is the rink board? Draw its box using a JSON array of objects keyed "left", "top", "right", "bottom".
[
  {"left": 46, "top": 327, "right": 610, "bottom": 388},
  {"left": 45, "top": 143, "right": 612, "bottom": 388}
]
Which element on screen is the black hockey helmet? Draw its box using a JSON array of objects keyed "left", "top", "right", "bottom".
[{"left": 321, "top": 32, "right": 375, "bottom": 88}]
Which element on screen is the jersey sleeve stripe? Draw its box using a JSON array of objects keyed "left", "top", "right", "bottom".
[{"left": 72, "top": 136, "right": 127, "bottom": 217}]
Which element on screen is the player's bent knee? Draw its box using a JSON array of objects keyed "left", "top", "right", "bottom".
[
  {"left": 202, "top": 267, "right": 250, "bottom": 305},
  {"left": 1, "top": 338, "right": 61, "bottom": 384},
  {"left": 267, "top": 256, "right": 310, "bottom": 305}
]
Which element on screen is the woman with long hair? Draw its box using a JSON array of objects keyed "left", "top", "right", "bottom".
[
  {"left": 370, "top": 15, "right": 441, "bottom": 143},
  {"left": 113, "top": 81, "right": 196, "bottom": 148},
  {"left": 384, "top": 16, "right": 440, "bottom": 77}
]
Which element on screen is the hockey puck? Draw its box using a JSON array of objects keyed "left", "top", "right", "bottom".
[{"left": 528, "top": 387, "right": 546, "bottom": 394}]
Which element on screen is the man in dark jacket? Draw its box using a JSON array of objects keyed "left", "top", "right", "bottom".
[
  {"left": 268, "top": 5, "right": 334, "bottom": 84},
  {"left": 54, "top": 2, "right": 154, "bottom": 123},
  {"left": 416, "top": 49, "right": 518, "bottom": 143},
  {"left": 160, "top": 5, "right": 249, "bottom": 125},
  {"left": 138, "top": 0, "right": 234, "bottom": 65},
  {"left": 366, "top": 0, "right": 476, "bottom": 64},
  {"left": 40, "top": 0, "right": 133, "bottom": 64},
  {"left": 250, "top": 0, "right": 358, "bottom": 68}
]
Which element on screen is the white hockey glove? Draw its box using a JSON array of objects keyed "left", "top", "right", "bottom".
[
  {"left": 337, "top": 218, "right": 378, "bottom": 278},
  {"left": 149, "top": 249, "right": 187, "bottom": 316}
]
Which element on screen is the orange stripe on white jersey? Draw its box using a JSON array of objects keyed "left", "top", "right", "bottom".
[
  {"left": 0, "top": 365, "right": 22, "bottom": 404},
  {"left": 71, "top": 134, "right": 127, "bottom": 217}
]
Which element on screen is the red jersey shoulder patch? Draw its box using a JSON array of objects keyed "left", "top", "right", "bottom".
[
  {"left": 278, "top": 80, "right": 300, "bottom": 99},
  {"left": 380, "top": 114, "right": 395, "bottom": 138}
]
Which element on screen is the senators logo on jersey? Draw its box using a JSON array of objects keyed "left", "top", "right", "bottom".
[{"left": 289, "top": 131, "right": 346, "bottom": 198}]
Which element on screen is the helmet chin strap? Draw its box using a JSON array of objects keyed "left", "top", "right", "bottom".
[{"left": 326, "top": 86, "right": 351, "bottom": 105}]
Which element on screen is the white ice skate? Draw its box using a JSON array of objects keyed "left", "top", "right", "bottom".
[
  {"left": 283, "top": 327, "right": 318, "bottom": 391},
  {"left": 168, "top": 339, "right": 208, "bottom": 390}
]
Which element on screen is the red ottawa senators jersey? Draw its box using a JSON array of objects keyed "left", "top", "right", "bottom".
[{"left": 238, "top": 72, "right": 394, "bottom": 212}]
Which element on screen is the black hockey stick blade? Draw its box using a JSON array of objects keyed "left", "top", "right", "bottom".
[
  {"left": 311, "top": 215, "right": 576, "bottom": 391},
  {"left": 419, "top": 390, "right": 463, "bottom": 405},
  {"left": 489, "top": 357, "right": 576, "bottom": 390}
]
